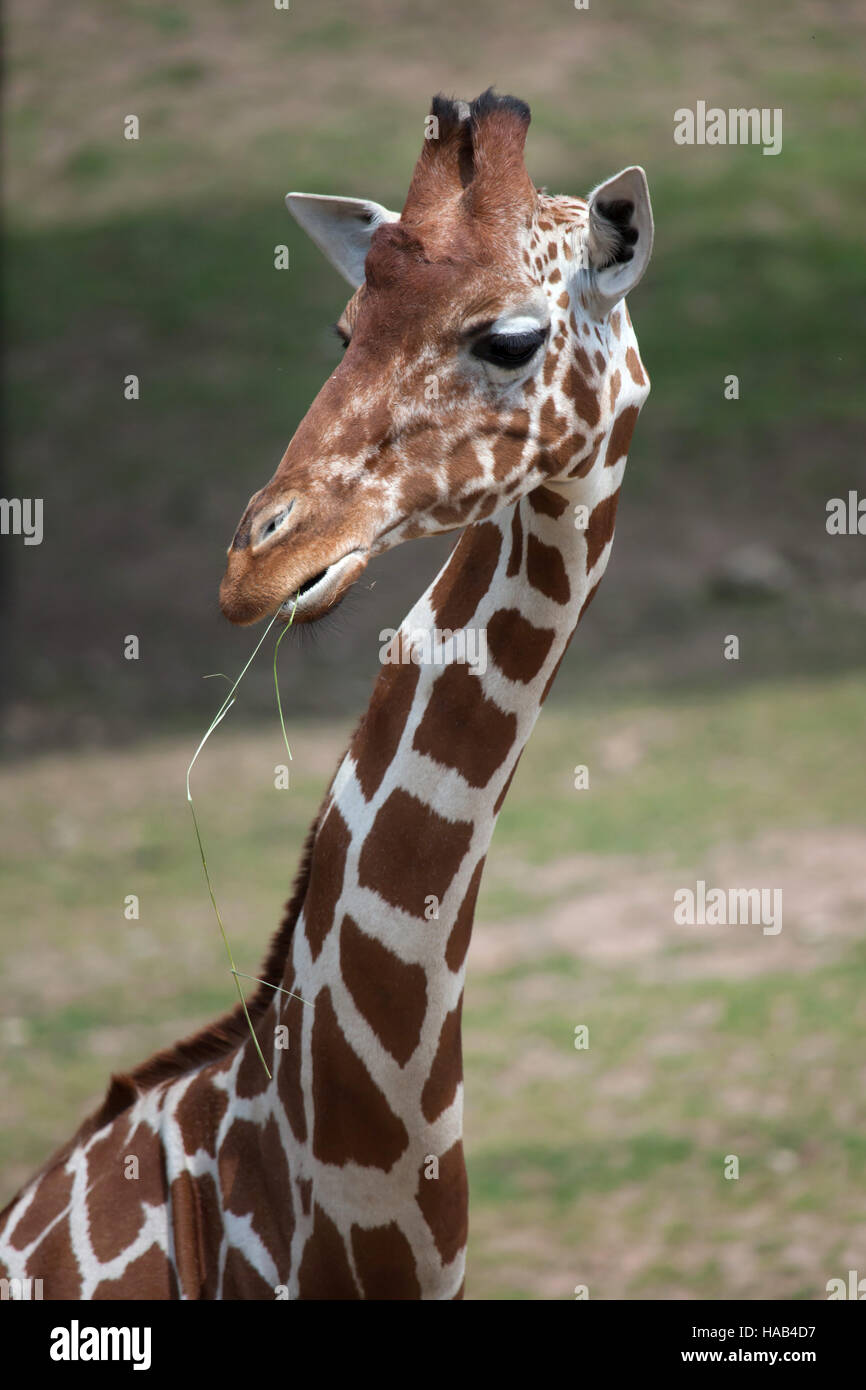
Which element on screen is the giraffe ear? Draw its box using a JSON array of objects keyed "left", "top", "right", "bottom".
[
  {"left": 585, "top": 166, "right": 653, "bottom": 312},
  {"left": 286, "top": 193, "right": 400, "bottom": 288}
]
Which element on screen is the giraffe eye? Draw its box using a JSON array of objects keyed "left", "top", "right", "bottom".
[{"left": 472, "top": 327, "right": 547, "bottom": 369}]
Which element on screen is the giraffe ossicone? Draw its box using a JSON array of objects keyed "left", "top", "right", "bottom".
[{"left": 0, "top": 89, "right": 652, "bottom": 1300}]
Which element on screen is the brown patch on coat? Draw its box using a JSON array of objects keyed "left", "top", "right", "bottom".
[
  {"left": 625, "top": 347, "right": 646, "bottom": 385},
  {"left": 421, "top": 999, "right": 463, "bottom": 1123},
  {"left": 340, "top": 914, "right": 427, "bottom": 1066},
  {"left": 415, "top": 1140, "right": 468, "bottom": 1265},
  {"left": 297, "top": 1203, "right": 360, "bottom": 1299},
  {"left": 413, "top": 662, "right": 517, "bottom": 788},
  {"left": 539, "top": 629, "right": 576, "bottom": 705},
  {"left": 276, "top": 986, "right": 308, "bottom": 1144},
  {"left": 606, "top": 404, "right": 640, "bottom": 468},
  {"left": 85, "top": 1123, "right": 170, "bottom": 1266},
  {"left": 526, "top": 533, "right": 571, "bottom": 604},
  {"left": 24, "top": 1214, "right": 81, "bottom": 1298},
  {"left": 358, "top": 788, "right": 472, "bottom": 916},
  {"left": 169, "top": 1170, "right": 222, "bottom": 1299},
  {"left": 540, "top": 395, "right": 568, "bottom": 441},
  {"left": 492, "top": 411, "right": 529, "bottom": 480},
  {"left": 218, "top": 1114, "right": 294, "bottom": 1268},
  {"left": 563, "top": 360, "right": 601, "bottom": 429},
  {"left": 352, "top": 649, "right": 420, "bottom": 801},
  {"left": 487, "top": 607, "right": 556, "bottom": 684},
  {"left": 222, "top": 1245, "right": 276, "bottom": 1299},
  {"left": 507, "top": 505, "right": 523, "bottom": 577},
  {"left": 529, "top": 486, "right": 569, "bottom": 519},
  {"left": 351, "top": 1221, "right": 422, "bottom": 1299},
  {"left": 304, "top": 804, "right": 350, "bottom": 961},
  {"left": 7, "top": 1163, "right": 73, "bottom": 1251},
  {"left": 585, "top": 489, "right": 621, "bottom": 572},
  {"left": 85, "top": 1130, "right": 150, "bottom": 1264},
  {"left": 446, "top": 858, "right": 486, "bottom": 972},
  {"left": 235, "top": 1007, "right": 276, "bottom": 1100},
  {"left": 493, "top": 757, "right": 520, "bottom": 814},
  {"left": 445, "top": 435, "right": 481, "bottom": 489},
  {"left": 311, "top": 988, "right": 408, "bottom": 1170},
  {"left": 432, "top": 522, "right": 501, "bottom": 631},
  {"left": 579, "top": 578, "right": 602, "bottom": 619},
  {"left": 176, "top": 1079, "right": 229, "bottom": 1158}
]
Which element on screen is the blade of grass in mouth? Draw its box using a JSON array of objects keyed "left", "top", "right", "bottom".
[{"left": 186, "top": 591, "right": 310, "bottom": 1080}]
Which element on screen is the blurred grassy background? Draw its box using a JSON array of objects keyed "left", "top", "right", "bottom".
[{"left": 2, "top": 0, "right": 865, "bottom": 1298}]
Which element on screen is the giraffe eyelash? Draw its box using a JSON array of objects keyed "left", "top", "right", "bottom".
[
  {"left": 471, "top": 326, "right": 548, "bottom": 369},
  {"left": 330, "top": 322, "right": 351, "bottom": 349}
]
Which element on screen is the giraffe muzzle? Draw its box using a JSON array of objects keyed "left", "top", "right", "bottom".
[
  {"left": 219, "top": 541, "right": 369, "bottom": 626},
  {"left": 277, "top": 548, "right": 368, "bottom": 623}
]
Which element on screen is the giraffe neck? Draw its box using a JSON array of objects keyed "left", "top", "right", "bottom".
[{"left": 237, "top": 439, "right": 627, "bottom": 1298}]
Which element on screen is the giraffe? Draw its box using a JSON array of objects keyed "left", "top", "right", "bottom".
[{"left": 0, "top": 90, "right": 652, "bottom": 1300}]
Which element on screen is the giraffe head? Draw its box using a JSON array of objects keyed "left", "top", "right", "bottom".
[{"left": 220, "top": 89, "right": 653, "bottom": 625}]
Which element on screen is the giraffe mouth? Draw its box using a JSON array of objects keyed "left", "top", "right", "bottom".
[{"left": 278, "top": 549, "right": 368, "bottom": 623}]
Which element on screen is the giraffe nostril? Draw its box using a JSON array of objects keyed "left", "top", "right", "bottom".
[{"left": 254, "top": 499, "right": 296, "bottom": 548}]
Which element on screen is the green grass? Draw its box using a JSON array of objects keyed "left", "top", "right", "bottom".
[
  {"left": 464, "top": 936, "right": 866, "bottom": 1297},
  {"left": 496, "top": 674, "right": 865, "bottom": 870},
  {"left": 470, "top": 1135, "right": 696, "bottom": 1205}
]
